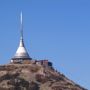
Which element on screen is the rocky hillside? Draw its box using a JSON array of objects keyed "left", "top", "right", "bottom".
[{"left": 0, "top": 64, "right": 87, "bottom": 90}]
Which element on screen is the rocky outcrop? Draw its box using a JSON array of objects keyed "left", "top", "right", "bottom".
[{"left": 0, "top": 64, "right": 87, "bottom": 90}]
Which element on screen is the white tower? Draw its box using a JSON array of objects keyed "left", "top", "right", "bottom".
[{"left": 11, "top": 12, "right": 32, "bottom": 63}]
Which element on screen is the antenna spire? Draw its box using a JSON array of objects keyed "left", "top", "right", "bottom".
[{"left": 20, "top": 11, "right": 23, "bottom": 39}]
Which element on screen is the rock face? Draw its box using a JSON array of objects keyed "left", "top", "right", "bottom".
[{"left": 0, "top": 64, "right": 87, "bottom": 90}]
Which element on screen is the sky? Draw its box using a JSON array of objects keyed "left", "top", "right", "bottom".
[{"left": 0, "top": 0, "right": 89, "bottom": 89}]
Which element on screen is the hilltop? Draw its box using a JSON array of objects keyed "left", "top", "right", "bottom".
[{"left": 0, "top": 63, "right": 87, "bottom": 90}]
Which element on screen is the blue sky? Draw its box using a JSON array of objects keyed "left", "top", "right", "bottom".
[{"left": 0, "top": 0, "right": 89, "bottom": 89}]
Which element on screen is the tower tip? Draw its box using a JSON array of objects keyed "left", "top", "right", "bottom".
[
  {"left": 20, "top": 11, "right": 22, "bottom": 25},
  {"left": 20, "top": 11, "right": 23, "bottom": 39}
]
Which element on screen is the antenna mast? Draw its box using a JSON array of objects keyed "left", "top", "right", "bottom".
[{"left": 20, "top": 12, "right": 23, "bottom": 39}]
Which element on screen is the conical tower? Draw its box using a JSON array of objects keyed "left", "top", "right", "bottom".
[{"left": 11, "top": 12, "right": 32, "bottom": 63}]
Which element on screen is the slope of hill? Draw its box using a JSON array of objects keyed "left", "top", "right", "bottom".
[{"left": 0, "top": 64, "right": 87, "bottom": 90}]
